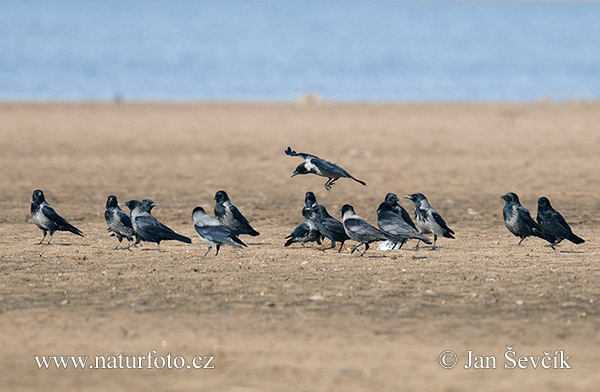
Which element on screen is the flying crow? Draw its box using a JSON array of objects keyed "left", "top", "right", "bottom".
[
  {"left": 124, "top": 199, "right": 191, "bottom": 250},
  {"left": 30, "top": 189, "right": 83, "bottom": 244},
  {"left": 536, "top": 197, "right": 585, "bottom": 249},
  {"left": 500, "top": 192, "right": 546, "bottom": 245},
  {"left": 404, "top": 193, "right": 454, "bottom": 249},
  {"left": 192, "top": 206, "right": 247, "bottom": 257},
  {"left": 214, "top": 190, "right": 259, "bottom": 236},
  {"left": 311, "top": 204, "right": 349, "bottom": 252},
  {"left": 105, "top": 195, "right": 134, "bottom": 249},
  {"left": 377, "top": 202, "right": 432, "bottom": 248},
  {"left": 340, "top": 204, "right": 391, "bottom": 256},
  {"left": 285, "top": 146, "right": 366, "bottom": 191}
]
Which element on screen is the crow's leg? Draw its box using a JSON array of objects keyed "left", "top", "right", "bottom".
[
  {"left": 47, "top": 231, "right": 54, "bottom": 244},
  {"left": 432, "top": 235, "right": 438, "bottom": 250},
  {"left": 351, "top": 243, "right": 362, "bottom": 254},
  {"left": 215, "top": 245, "right": 221, "bottom": 256},
  {"left": 114, "top": 236, "right": 123, "bottom": 250},
  {"left": 203, "top": 246, "right": 212, "bottom": 257},
  {"left": 517, "top": 237, "right": 525, "bottom": 245},
  {"left": 359, "top": 243, "right": 369, "bottom": 257},
  {"left": 337, "top": 240, "right": 345, "bottom": 253},
  {"left": 37, "top": 230, "right": 47, "bottom": 244},
  {"left": 322, "top": 239, "right": 336, "bottom": 252}
]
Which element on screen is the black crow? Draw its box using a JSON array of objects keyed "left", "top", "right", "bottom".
[
  {"left": 285, "top": 191, "right": 323, "bottom": 247},
  {"left": 377, "top": 202, "right": 432, "bottom": 248},
  {"left": 404, "top": 193, "right": 454, "bottom": 250},
  {"left": 124, "top": 199, "right": 191, "bottom": 250},
  {"left": 536, "top": 197, "right": 585, "bottom": 249},
  {"left": 192, "top": 206, "right": 247, "bottom": 257},
  {"left": 30, "top": 189, "right": 83, "bottom": 244},
  {"left": 285, "top": 146, "right": 366, "bottom": 191},
  {"left": 311, "top": 204, "right": 349, "bottom": 252},
  {"left": 214, "top": 190, "right": 259, "bottom": 236},
  {"left": 340, "top": 204, "right": 391, "bottom": 256},
  {"left": 500, "top": 192, "right": 546, "bottom": 245},
  {"left": 284, "top": 208, "right": 323, "bottom": 247},
  {"left": 378, "top": 193, "right": 421, "bottom": 249},
  {"left": 105, "top": 195, "right": 134, "bottom": 249}
]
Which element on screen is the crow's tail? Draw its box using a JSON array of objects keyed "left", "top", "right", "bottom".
[
  {"left": 351, "top": 176, "right": 366, "bottom": 186},
  {"left": 231, "top": 235, "right": 247, "bottom": 247},
  {"left": 167, "top": 232, "right": 192, "bottom": 244},
  {"left": 568, "top": 232, "right": 585, "bottom": 244}
]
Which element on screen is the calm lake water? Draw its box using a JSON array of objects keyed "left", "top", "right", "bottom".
[{"left": 1, "top": 1, "right": 599, "bottom": 101}]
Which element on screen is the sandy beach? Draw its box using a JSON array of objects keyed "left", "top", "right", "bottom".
[{"left": 1, "top": 102, "right": 599, "bottom": 391}]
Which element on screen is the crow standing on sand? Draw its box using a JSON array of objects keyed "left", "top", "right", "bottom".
[
  {"left": 105, "top": 195, "right": 134, "bottom": 249},
  {"left": 124, "top": 199, "right": 191, "bottom": 250},
  {"left": 214, "top": 190, "right": 260, "bottom": 236},
  {"left": 285, "top": 146, "right": 366, "bottom": 191},
  {"left": 284, "top": 191, "right": 323, "bottom": 247},
  {"left": 536, "top": 197, "right": 585, "bottom": 249},
  {"left": 404, "top": 193, "right": 454, "bottom": 249},
  {"left": 340, "top": 204, "right": 392, "bottom": 256},
  {"left": 30, "top": 189, "right": 84, "bottom": 244},
  {"left": 377, "top": 193, "right": 424, "bottom": 249},
  {"left": 311, "top": 204, "right": 349, "bottom": 252},
  {"left": 377, "top": 202, "right": 432, "bottom": 248},
  {"left": 192, "top": 206, "right": 247, "bottom": 257},
  {"left": 500, "top": 192, "right": 546, "bottom": 245}
]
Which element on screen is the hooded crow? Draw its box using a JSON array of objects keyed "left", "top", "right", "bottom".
[
  {"left": 500, "top": 192, "right": 546, "bottom": 245},
  {"left": 378, "top": 193, "right": 422, "bottom": 249},
  {"left": 340, "top": 204, "right": 392, "bottom": 256},
  {"left": 284, "top": 191, "right": 323, "bottom": 247},
  {"left": 105, "top": 195, "right": 134, "bottom": 249},
  {"left": 536, "top": 197, "right": 585, "bottom": 249},
  {"left": 285, "top": 208, "right": 324, "bottom": 247},
  {"left": 124, "top": 199, "right": 191, "bottom": 250},
  {"left": 377, "top": 202, "right": 432, "bottom": 248},
  {"left": 30, "top": 189, "right": 83, "bottom": 244},
  {"left": 192, "top": 206, "right": 247, "bottom": 256},
  {"left": 311, "top": 204, "right": 349, "bottom": 252},
  {"left": 285, "top": 146, "right": 366, "bottom": 191},
  {"left": 404, "top": 193, "right": 454, "bottom": 250},
  {"left": 214, "top": 190, "right": 260, "bottom": 236}
]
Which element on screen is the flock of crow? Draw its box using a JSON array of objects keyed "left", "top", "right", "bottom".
[{"left": 29, "top": 147, "right": 585, "bottom": 256}]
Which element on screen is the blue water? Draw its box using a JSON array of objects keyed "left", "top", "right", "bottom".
[{"left": 1, "top": 0, "right": 599, "bottom": 101}]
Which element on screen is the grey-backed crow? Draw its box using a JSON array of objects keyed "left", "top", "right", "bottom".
[
  {"left": 31, "top": 189, "right": 83, "bottom": 244},
  {"left": 285, "top": 146, "right": 366, "bottom": 191}
]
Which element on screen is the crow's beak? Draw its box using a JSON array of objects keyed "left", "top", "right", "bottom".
[
  {"left": 403, "top": 195, "right": 412, "bottom": 200},
  {"left": 290, "top": 171, "right": 298, "bottom": 178},
  {"left": 152, "top": 202, "right": 159, "bottom": 207}
]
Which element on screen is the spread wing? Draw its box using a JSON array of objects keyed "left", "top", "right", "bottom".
[
  {"left": 285, "top": 146, "right": 319, "bottom": 161},
  {"left": 313, "top": 158, "right": 352, "bottom": 178}
]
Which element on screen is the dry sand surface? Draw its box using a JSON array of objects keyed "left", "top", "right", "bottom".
[{"left": 1, "top": 102, "right": 599, "bottom": 391}]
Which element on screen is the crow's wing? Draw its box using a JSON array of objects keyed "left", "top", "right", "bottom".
[
  {"left": 312, "top": 158, "right": 352, "bottom": 178},
  {"left": 431, "top": 210, "right": 454, "bottom": 235},
  {"left": 195, "top": 224, "right": 232, "bottom": 242},
  {"left": 285, "top": 146, "right": 319, "bottom": 161},
  {"left": 42, "top": 204, "right": 83, "bottom": 236},
  {"left": 378, "top": 211, "right": 417, "bottom": 236},
  {"left": 517, "top": 205, "right": 538, "bottom": 229},
  {"left": 345, "top": 217, "right": 386, "bottom": 238}
]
